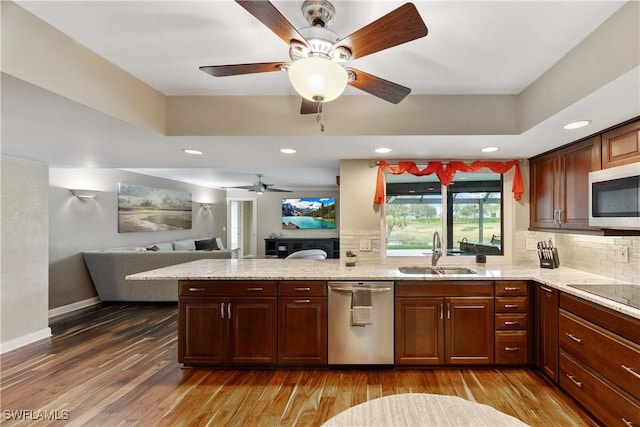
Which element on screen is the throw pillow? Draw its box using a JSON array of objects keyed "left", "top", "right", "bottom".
[
  {"left": 195, "top": 238, "right": 219, "bottom": 251},
  {"left": 172, "top": 239, "right": 196, "bottom": 251},
  {"left": 146, "top": 245, "right": 159, "bottom": 251}
]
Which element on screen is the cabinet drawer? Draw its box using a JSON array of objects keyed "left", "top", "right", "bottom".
[
  {"left": 396, "top": 281, "right": 494, "bottom": 297},
  {"left": 495, "top": 313, "right": 527, "bottom": 330},
  {"left": 495, "top": 297, "right": 528, "bottom": 312},
  {"left": 495, "top": 281, "right": 528, "bottom": 296},
  {"left": 179, "top": 281, "right": 277, "bottom": 297},
  {"left": 560, "top": 351, "right": 640, "bottom": 427},
  {"left": 560, "top": 310, "right": 640, "bottom": 399},
  {"left": 495, "top": 331, "right": 528, "bottom": 364},
  {"left": 279, "top": 281, "right": 327, "bottom": 296}
]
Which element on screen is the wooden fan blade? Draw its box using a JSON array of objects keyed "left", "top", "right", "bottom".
[
  {"left": 335, "top": 3, "right": 428, "bottom": 60},
  {"left": 347, "top": 68, "right": 411, "bottom": 104},
  {"left": 200, "top": 62, "right": 287, "bottom": 77},
  {"left": 300, "top": 98, "right": 322, "bottom": 115},
  {"left": 236, "top": 1, "right": 307, "bottom": 45}
]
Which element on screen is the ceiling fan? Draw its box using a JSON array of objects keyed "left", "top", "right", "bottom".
[
  {"left": 230, "top": 174, "right": 292, "bottom": 193},
  {"left": 200, "top": 0, "right": 428, "bottom": 114}
]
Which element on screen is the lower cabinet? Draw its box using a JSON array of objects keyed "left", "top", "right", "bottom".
[
  {"left": 536, "top": 284, "right": 559, "bottom": 382},
  {"left": 558, "top": 292, "right": 640, "bottom": 425},
  {"left": 178, "top": 281, "right": 277, "bottom": 366},
  {"left": 395, "top": 281, "right": 494, "bottom": 365},
  {"left": 495, "top": 281, "right": 531, "bottom": 365},
  {"left": 278, "top": 281, "right": 327, "bottom": 365}
]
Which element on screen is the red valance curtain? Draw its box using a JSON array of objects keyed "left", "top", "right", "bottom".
[{"left": 373, "top": 160, "right": 524, "bottom": 204}]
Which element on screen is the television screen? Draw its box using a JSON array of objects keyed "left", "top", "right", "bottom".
[{"left": 282, "top": 198, "right": 336, "bottom": 229}]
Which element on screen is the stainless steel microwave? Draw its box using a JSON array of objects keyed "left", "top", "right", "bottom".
[{"left": 589, "top": 162, "right": 640, "bottom": 229}]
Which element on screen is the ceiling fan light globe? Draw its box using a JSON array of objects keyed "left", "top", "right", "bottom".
[{"left": 288, "top": 56, "right": 348, "bottom": 102}]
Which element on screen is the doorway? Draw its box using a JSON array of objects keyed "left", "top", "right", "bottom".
[{"left": 228, "top": 197, "right": 257, "bottom": 258}]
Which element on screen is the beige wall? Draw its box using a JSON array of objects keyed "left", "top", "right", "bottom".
[
  {"left": 48, "top": 169, "right": 228, "bottom": 309},
  {"left": 1, "top": 156, "right": 51, "bottom": 352}
]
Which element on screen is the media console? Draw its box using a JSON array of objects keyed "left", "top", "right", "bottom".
[{"left": 264, "top": 238, "right": 340, "bottom": 258}]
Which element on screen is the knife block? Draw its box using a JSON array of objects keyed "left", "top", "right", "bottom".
[{"left": 539, "top": 248, "right": 560, "bottom": 269}]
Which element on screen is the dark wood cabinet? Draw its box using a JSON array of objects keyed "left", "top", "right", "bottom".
[
  {"left": 395, "top": 281, "right": 494, "bottom": 366},
  {"left": 601, "top": 118, "right": 640, "bottom": 169},
  {"left": 495, "top": 281, "right": 531, "bottom": 365},
  {"left": 530, "top": 136, "right": 601, "bottom": 232},
  {"left": 536, "top": 284, "right": 559, "bottom": 383},
  {"left": 178, "top": 281, "right": 277, "bottom": 366},
  {"left": 278, "top": 281, "right": 327, "bottom": 365},
  {"left": 558, "top": 292, "right": 640, "bottom": 425},
  {"left": 265, "top": 238, "right": 339, "bottom": 258}
]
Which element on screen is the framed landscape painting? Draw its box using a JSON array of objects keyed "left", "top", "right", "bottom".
[{"left": 118, "top": 183, "right": 192, "bottom": 232}]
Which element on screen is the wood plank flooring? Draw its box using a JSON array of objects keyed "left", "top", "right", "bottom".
[{"left": 1, "top": 303, "right": 597, "bottom": 426}]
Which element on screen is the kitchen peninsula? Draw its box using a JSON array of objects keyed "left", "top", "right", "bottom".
[{"left": 128, "top": 259, "right": 640, "bottom": 425}]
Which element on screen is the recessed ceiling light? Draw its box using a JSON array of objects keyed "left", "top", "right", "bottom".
[
  {"left": 183, "top": 149, "right": 203, "bottom": 155},
  {"left": 280, "top": 148, "right": 296, "bottom": 154},
  {"left": 481, "top": 146, "right": 499, "bottom": 153},
  {"left": 563, "top": 120, "right": 591, "bottom": 130},
  {"left": 375, "top": 147, "right": 392, "bottom": 153}
]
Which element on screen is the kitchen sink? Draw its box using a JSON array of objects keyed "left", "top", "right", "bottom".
[{"left": 398, "top": 266, "right": 477, "bottom": 275}]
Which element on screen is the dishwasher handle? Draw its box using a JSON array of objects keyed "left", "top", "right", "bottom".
[{"left": 328, "top": 286, "right": 393, "bottom": 293}]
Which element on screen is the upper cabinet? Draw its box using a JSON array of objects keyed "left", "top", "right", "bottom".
[
  {"left": 529, "top": 118, "right": 640, "bottom": 234},
  {"left": 601, "top": 119, "right": 640, "bottom": 169},
  {"left": 530, "top": 136, "right": 601, "bottom": 231}
]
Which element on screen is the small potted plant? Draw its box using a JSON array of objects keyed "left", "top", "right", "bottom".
[{"left": 345, "top": 250, "right": 357, "bottom": 267}]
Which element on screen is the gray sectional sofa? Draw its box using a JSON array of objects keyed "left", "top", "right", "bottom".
[{"left": 83, "top": 237, "right": 237, "bottom": 302}]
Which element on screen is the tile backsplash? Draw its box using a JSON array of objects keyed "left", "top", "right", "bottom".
[{"left": 515, "top": 231, "right": 640, "bottom": 284}]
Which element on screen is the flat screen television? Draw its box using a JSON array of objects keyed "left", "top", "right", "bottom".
[{"left": 282, "top": 197, "right": 336, "bottom": 229}]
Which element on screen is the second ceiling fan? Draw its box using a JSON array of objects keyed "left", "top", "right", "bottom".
[{"left": 200, "top": 0, "right": 428, "bottom": 114}]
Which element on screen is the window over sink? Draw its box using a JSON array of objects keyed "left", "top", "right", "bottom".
[{"left": 385, "top": 171, "right": 504, "bottom": 258}]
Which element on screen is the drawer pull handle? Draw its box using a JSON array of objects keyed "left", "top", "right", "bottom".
[
  {"left": 227, "top": 303, "right": 232, "bottom": 319},
  {"left": 504, "top": 321, "right": 520, "bottom": 326},
  {"left": 220, "top": 302, "right": 225, "bottom": 319},
  {"left": 246, "top": 287, "right": 264, "bottom": 291},
  {"left": 622, "top": 418, "right": 634, "bottom": 427},
  {"left": 294, "top": 287, "right": 311, "bottom": 291},
  {"left": 622, "top": 364, "right": 640, "bottom": 381},
  {"left": 189, "top": 287, "right": 206, "bottom": 292},
  {"left": 504, "top": 287, "right": 521, "bottom": 292},
  {"left": 504, "top": 304, "right": 520, "bottom": 309},
  {"left": 566, "top": 374, "right": 582, "bottom": 388},
  {"left": 565, "top": 333, "right": 582, "bottom": 344},
  {"left": 540, "top": 286, "right": 553, "bottom": 293},
  {"left": 504, "top": 346, "right": 520, "bottom": 352},
  {"left": 294, "top": 299, "right": 310, "bottom": 304}
]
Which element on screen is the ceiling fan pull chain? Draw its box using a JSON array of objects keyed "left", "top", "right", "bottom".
[{"left": 316, "top": 99, "right": 325, "bottom": 132}]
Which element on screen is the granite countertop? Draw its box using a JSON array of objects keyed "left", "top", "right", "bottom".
[{"left": 127, "top": 259, "right": 639, "bottom": 320}]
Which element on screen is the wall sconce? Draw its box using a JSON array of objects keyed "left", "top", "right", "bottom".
[
  {"left": 200, "top": 203, "right": 213, "bottom": 211},
  {"left": 70, "top": 189, "right": 100, "bottom": 201}
]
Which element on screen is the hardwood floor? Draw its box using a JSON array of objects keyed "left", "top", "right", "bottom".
[{"left": 1, "top": 303, "right": 597, "bottom": 426}]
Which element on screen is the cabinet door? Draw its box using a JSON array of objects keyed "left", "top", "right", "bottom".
[
  {"left": 530, "top": 153, "right": 560, "bottom": 229},
  {"left": 559, "top": 136, "right": 601, "bottom": 230},
  {"left": 395, "top": 298, "right": 444, "bottom": 365},
  {"left": 178, "top": 297, "right": 227, "bottom": 365},
  {"left": 537, "top": 285, "right": 559, "bottom": 383},
  {"left": 446, "top": 297, "right": 494, "bottom": 364},
  {"left": 228, "top": 297, "right": 277, "bottom": 365},
  {"left": 602, "top": 119, "right": 640, "bottom": 169},
  {"left": 278, "top": 297, "right": 327, "bottom": 365}
]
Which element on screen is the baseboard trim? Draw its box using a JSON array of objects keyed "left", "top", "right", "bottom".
[
  {"left": 0, "top": 327, "right": 52, "bottom": 354},
  {"left": 48, "top": 297, "right": 101, "bottom": 319}
]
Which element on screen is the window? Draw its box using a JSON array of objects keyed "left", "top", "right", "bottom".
[{"left": 385, "top": 171, "right": 503, "bottom": 257}]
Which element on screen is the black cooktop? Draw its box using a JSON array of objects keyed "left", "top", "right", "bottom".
[{"left": 567, "top": 284, "right": 640, "bottom": 310}]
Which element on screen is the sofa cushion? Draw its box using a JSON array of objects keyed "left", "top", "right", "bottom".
[
  {"left": 172, "top": 239, "right": 195, "bottom": 251},
  {"left": 195, "top": 238, "right": 219, "bottom": 251},
  {"left": 155, "top": 242, "right": 174, "bottom": 251}
]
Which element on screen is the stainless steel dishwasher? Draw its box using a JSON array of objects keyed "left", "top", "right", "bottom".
[{"left": 327, "top": 281, "right": 394, "bottom": 365}]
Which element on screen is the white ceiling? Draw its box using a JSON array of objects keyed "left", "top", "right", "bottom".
[{"left": 2, "top": 0, "right": 639, "bottom": 190}]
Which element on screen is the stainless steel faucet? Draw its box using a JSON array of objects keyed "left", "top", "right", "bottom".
[{"left": 431, "top": 231, "right": 442, "bottom": 266}]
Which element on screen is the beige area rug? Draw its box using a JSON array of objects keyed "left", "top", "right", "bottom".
[{"left": 321, "top": 393, "right": 529, "bottom": 426}]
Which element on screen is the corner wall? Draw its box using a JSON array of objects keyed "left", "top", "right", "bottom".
[
  {"left": 49, "top": 169, "right": 228, "bottom": 310},
  {"left": 1, "top": 156, "right": 51, "bottom": 352}
]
